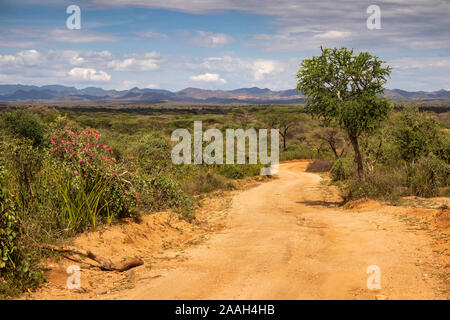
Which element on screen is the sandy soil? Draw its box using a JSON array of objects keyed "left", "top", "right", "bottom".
[{"left": 26, "top": 161, "right": 449, "bottom": 300}]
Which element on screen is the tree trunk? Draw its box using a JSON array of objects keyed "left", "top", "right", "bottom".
[
  {"left": 328, "top": 141, "right": 339, "bottom": 159},
  {"left": 349, "top": 135, "right": 364, "bottom": 178},
  {"left": 281, "top": 131, "right": 287, "bottom": 151}
]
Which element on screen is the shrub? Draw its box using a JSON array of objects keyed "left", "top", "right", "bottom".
[
  {"left": 135, "top": 132, "right": 172, "bottom": 176},
  {"left": 181, "top": 170, "right": 227, "bottom": 195},
  {"left": 343, "top": 165, "right": 406, "bottom": 201},
  {"left": 409, "top": 155, "right": 449, "bottom": 197},
  {"left": 216, "top": 163, "right": 261, "bottom": 179},
  {"left": 47, "top": 126, "right": 141, "bottom": 231},
  {"left": 145, "top": 175, "right": 193, "bottom": 219},
  {"left": 280, "top": 141, "right": 315, "bottom": 160},
  {"left": 1, "top": 110, "right": 47, "bottom": 147},
  {"left": 390, "top": 106, "right": 443, "bottom": 162},
  {"left": 0, "top": 139, "right": 43, "bottom": 205},
  {"left": 330, "top": 157, "right": 354, "bottom": 181},
  {"left": 0, "top": 188, "right": 43, "bottom": 297},
  {"left": 306, "top": 159, "right": 333, "bottom": 172}
]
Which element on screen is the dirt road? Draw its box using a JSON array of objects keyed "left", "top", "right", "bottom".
[{"left": 112, "top": 161, "right": 446, "bottom": 300}]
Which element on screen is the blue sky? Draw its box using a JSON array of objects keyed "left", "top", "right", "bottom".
[{"left": 0, "top": 0, "right": 449, "bottom": 91}]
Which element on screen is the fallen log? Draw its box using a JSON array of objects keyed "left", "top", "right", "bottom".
[{"left": 40, "top": 243, "right": 143, "bottom": 272}]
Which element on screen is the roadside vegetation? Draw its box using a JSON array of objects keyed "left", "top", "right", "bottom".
[
  {"left": 0, "top": 47, "right": 449, "bottom": 298},
  {"left": 0, "top": 106, "right": 266, "bottom": 297},
  {"left": 296, "top": 47, "right": 449, "bottom": 202}
]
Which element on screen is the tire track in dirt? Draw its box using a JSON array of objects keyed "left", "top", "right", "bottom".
[{"left": 114, "top": 161, "right": 446, "bottom": 300}]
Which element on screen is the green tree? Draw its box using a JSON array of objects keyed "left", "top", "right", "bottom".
[
  {"left": 260, "top": 107, "right": 304, "bottom": 151},
  {"left": 312, "top": 127, "right": 346, "bottom": 159},
  {"left": 296, "top": 47, "right": 391, "bottom": 177},
  {"left": 390, "top": 104, "right": 444, "bottom": 162}
]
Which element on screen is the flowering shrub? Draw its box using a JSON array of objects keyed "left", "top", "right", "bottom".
[{"left": 48, "top": 126, "right": 140, "bottom": 230}]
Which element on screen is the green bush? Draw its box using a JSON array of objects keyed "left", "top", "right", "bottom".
[
  {"left": 390, "top": 106, "right": 443, "bottom": 162},
  {"left": 343, "top": 165, "right": 406, "bottom": 201},
  {"left": 216, "top": 163, "right": 261, "bottom": 179},
  {"left": 280, "top": 141, "right": 315, "bottom": 160},
  {"left": 145, "top": 175, "right": 193, "bottom": 220},
  {"left": 340, "top": 106, "right": 450, "bottom": 201},
  {"left": 0, "top": 139, "right": 43, "bottom": 206},
  {"left": 135, "top": 132, "right": 172, "bottom": 176},
  {"left": 1, "top": 110, "right": 47, "bottom": 147},
  {"left": 0, "top": 188, "right": 43, "bottom": 297},
  {"left": 330, "top": 157, "right": 354, "bottom": 181},
  {"left": 46, "top": 127, "right": 141, "bottom": 231},
  {"left": 409, "top": 155, "right": 449, "bottom": 197}
]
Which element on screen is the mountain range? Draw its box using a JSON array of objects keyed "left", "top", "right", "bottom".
[{"left": 0, "top": 84, "right": 449, "bottom": 104}]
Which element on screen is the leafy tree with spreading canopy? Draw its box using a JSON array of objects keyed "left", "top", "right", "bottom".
[
  {"left": 312, "top": 126, "right": 346, "bottom": 160},
  {"left": 259, "top": 106, "right": 305, "bottom": 151},
  {"left": 296, "top": 47, "right": 391, "bottom": 177}
]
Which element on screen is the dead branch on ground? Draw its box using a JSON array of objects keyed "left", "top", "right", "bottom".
[{"left": 40, "top": 243, "right": 143, "bottom": 272}]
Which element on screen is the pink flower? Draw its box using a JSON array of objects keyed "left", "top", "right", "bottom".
[
  {"left": 74, "top": 170, "right": 78, "bottom": 175},
  {"left": 79, "top": 158, "right": 83, "bottom": 162},
  {"left": 124, "top": 190, "right": 128, "bottom": 194}
]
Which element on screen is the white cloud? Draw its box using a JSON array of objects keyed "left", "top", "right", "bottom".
[
  {"left": 107, "top": 52, "right": 162, "bottom": 71},
  {"left": 314, "top": 30, "right": 352, "bottom": 39},
  {"left": 108, "top": 58, "right": 158, "bottom": 71},
  {"left": 83, "top": 0, "right": 450, "bottom": 51},
  {"left": 251, "top": 59, "right": 283, "bottom": 81},
  {"left": 119, "top": 80, "right": 138, "bottom": 90},
  {"left": 0, "top": 49, "right": 42, "bottom": 66},
  {"left": 0, "top": 49, "right": 166, "bottom": 88},
  {"left": 190, "top": 31, "right": 233, "bottom": 48},
  {"left": 68, "top": 67, "right": 111, "bottom": 82},
  {"left": 180, "top": 55, "right": 299, "bottom": 89},
  {"left": 390, "top": 56, "right": 450, "bottom": 70},
  {"left": 0, "top": 39, "right": 37, "bottom": 48},
  {"left": 186, "top": 56, "right": 285, "bottom": 82},
  {"left": 69, "top": 50, "right": 114, "bottom": 66},
  {"left": 137, "top": 31, "right": 168, "bottom": 39},
  {"left": 190, "top": 73, "right": 226, "bottom": 84},
  {"left": 48, "top": 29, "right": 119, "bottom": 43}
]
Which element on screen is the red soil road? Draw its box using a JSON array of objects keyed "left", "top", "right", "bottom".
[{"left": 114, "top": 161, "right": 445, "bottom": 300}]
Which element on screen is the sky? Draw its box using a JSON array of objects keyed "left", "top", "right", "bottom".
[{"left": 0, "top": 0, "right": 449, "bottom": 91}]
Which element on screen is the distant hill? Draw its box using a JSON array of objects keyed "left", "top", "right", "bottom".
[{"left": 0, "top": 84, "right": 449, "bottom": 104}]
